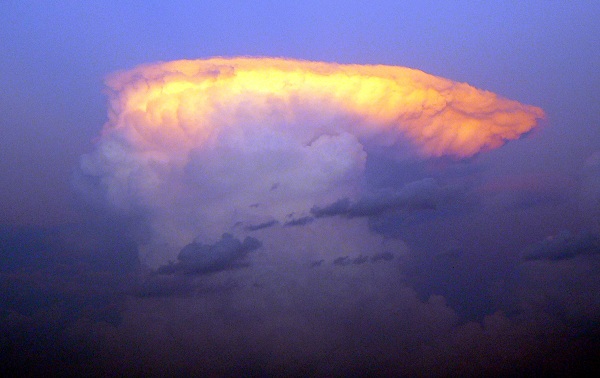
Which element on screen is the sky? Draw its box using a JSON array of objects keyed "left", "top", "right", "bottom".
[{"left": 1, "top": 1, "right": 599, "bottom": 376}]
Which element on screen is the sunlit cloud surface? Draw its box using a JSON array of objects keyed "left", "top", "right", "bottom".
[{"left": 79, "top": 57, "right": 544, "bottom": 265}]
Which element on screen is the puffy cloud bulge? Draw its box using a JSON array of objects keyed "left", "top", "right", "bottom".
[
  {"left": 104, "top": 57, "right": 543, "bottom": 157},
  {"left": 80, "top": 57, "right": 544, "bottom": 264}
]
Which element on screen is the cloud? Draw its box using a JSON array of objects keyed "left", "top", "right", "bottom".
[
  {"left": 310, "top": 178, "right": 452, "bottom": 219},
  {"left": 157, "top": 233, "right": 262, "bottom": 275},
  {"left": 478, "top": 173, "right": 572, "bottom": 212},
  {"left": 371, "top": 251, "right": 395, "bottom": 262},
  {"left": 102, "top": 57, "right": 543, "bottom": 158},
  {"left": 580, "top": 151, "right": 600, "bottom": 227},
  {"left": 70, "top": 252, "right": 598, "bottom": 377},
  {"left": 3, "top": 221, "right": 598, "bottom": 376},
  {"left": 523, "top": 230, "right": 600, "bottom": 261},
  {"left": 244, "top": 220, "right": 278, "bottom": 231},
  {"left": 283, "top": 215, "right": 315, "bottom": 227},
  {"left": 513, "top": 232, "right": 600, "bottom": 328},
  {"left": 77, "top": 57, "right": 544, "bottom": 266},
  {"left": 309, "top": 197, "right": 352, "bottom": 217}
]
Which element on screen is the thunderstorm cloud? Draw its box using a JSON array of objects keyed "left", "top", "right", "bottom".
[{"left": 77, "top": 57, "right": 544, "bottom": 266}]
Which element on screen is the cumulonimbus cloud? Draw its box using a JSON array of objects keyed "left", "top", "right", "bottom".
[{"left": 78, "top": 57, "right": 544, "bottom": 265}]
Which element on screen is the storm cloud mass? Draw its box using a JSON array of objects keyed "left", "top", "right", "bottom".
[
  {"left": 76, "top": 57, "right": 543, "bottom": 266},
  {"left": 2, "top": 2, "right": 599, "bottom": 376}
]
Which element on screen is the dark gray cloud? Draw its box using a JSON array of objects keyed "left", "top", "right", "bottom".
[
  {"left": 279, "top": 178, "right": 467, "bottom": 228},
  {"left": 311, "top": 178, "right": 447, "bottom": 219},
  {"left": 310, "top": 197, "right": 352, "bottom": 217},
  {"left": 371, "top": 251, "right": 395, "bottom": 262},
  {"left": 523, "top": 230, "right": 600, "bottom": 261},
  {"left": 308, "top": 253, "right": 394, "bottom": 268},
  {"left": 332, "top": 256, "right": 351, "bottom": 266},
  {"left": 244, "top": 220, "right": 278, "bottom": 231},
  {"left": 352, "top": 255, "right": 369, "bottom": 265},
  {"left": 157, "top": 233, "right": 262, "bottom": 275},
  {"left": 283, "top": 216, "right": 315, "bottom": 227}
]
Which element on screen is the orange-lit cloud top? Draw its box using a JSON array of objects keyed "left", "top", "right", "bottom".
[
  {"left": 81, "top": 57, "right": 544, "bottom": 265},
  {"left": 103, "top": 57, "right": 543, "bottom": 158}
]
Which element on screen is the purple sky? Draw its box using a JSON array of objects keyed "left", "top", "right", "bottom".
[{"left": 1, "top": 2, "right": 599, "bottom": 376}]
